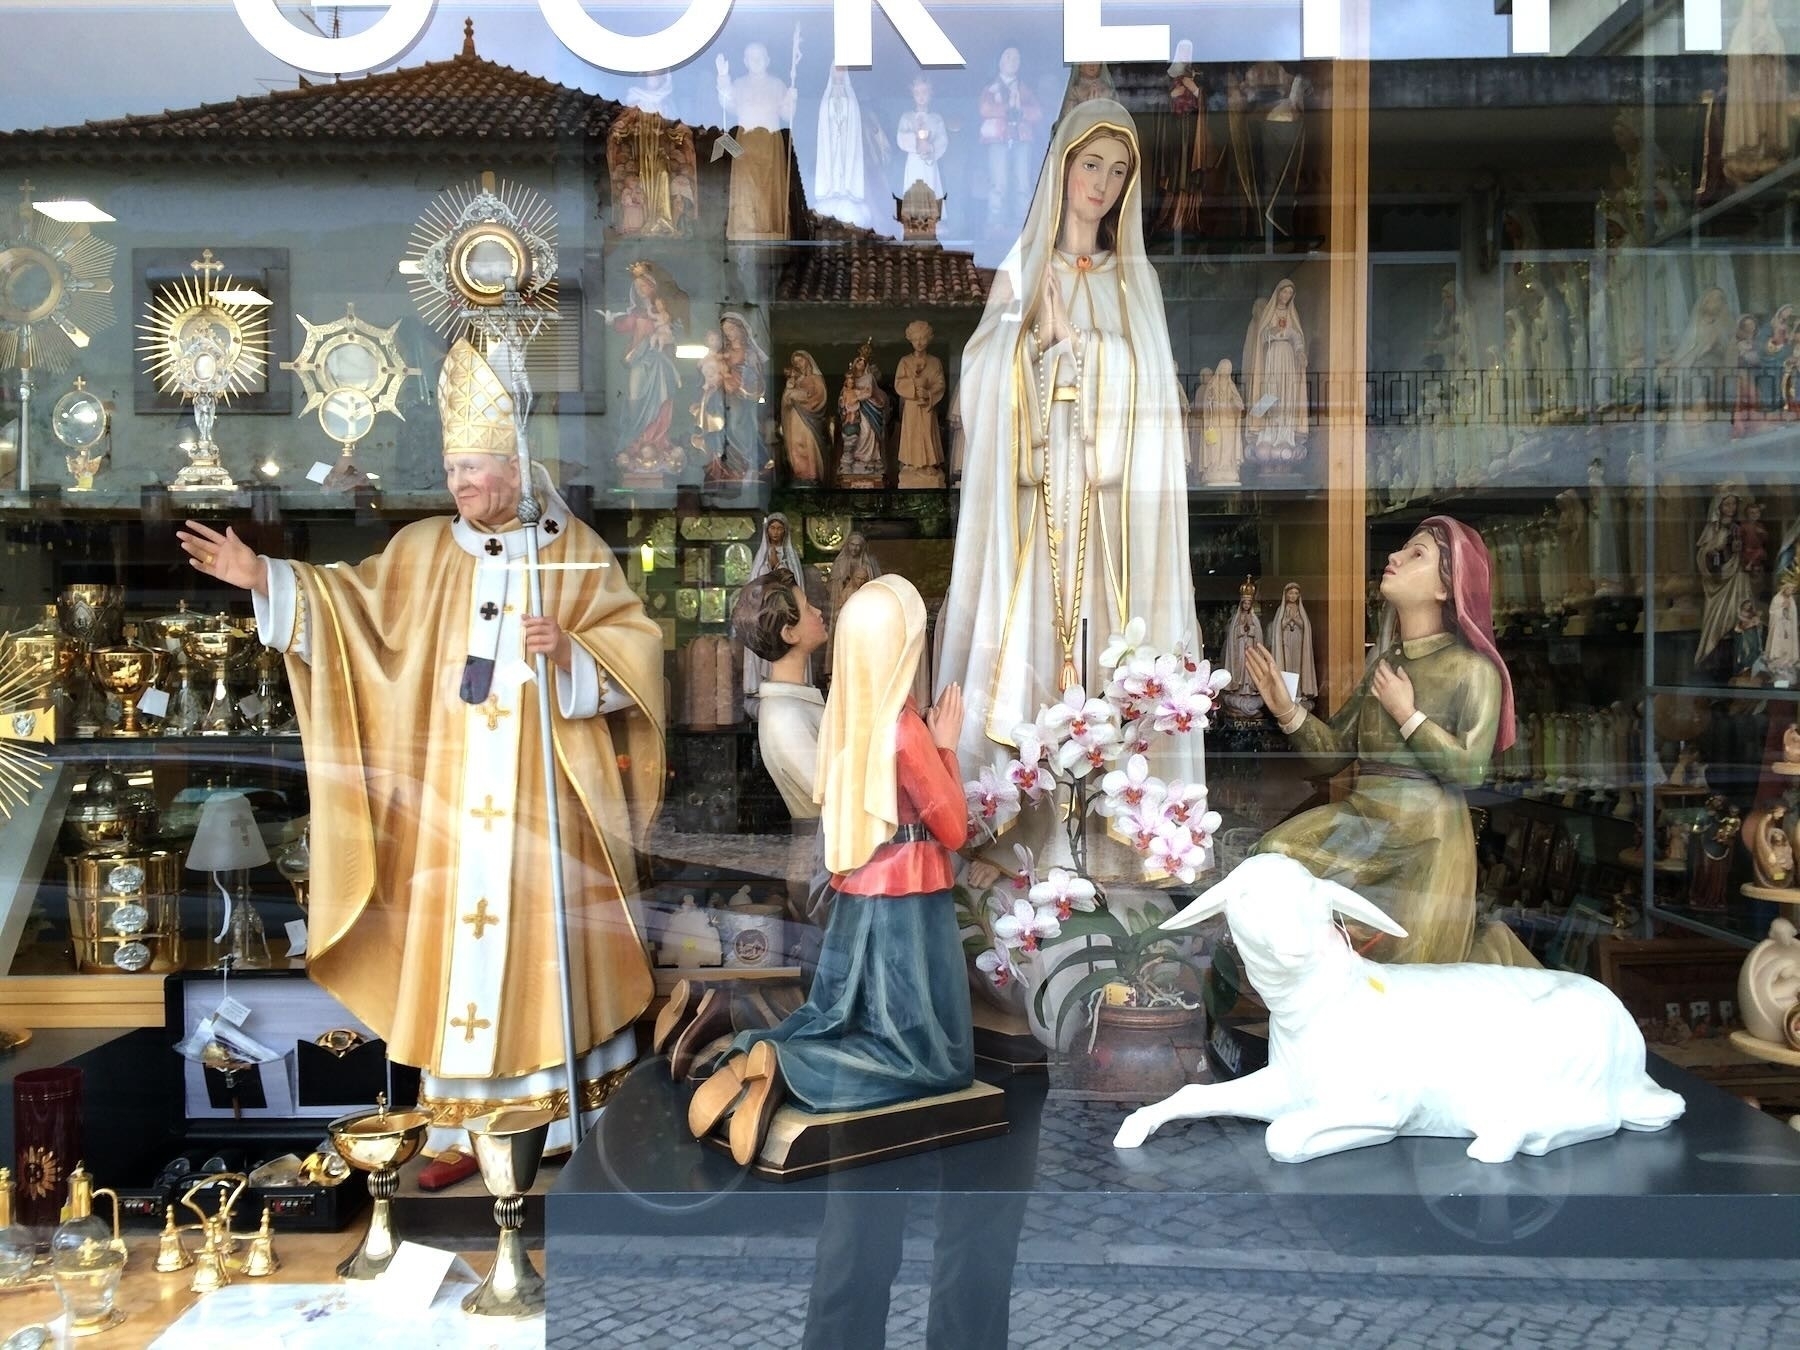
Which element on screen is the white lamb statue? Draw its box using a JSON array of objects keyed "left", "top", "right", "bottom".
[{"left": 1114, "top": 854, "right": 1685, "bottom": 1163}]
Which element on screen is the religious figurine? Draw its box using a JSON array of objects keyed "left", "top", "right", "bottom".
[
  {"left": 1731, "top": 313, "right": 1762, "bottom": 438},
  {"left": 1766, "top": 570, "right": 1800, "bottom": 687},
  {"left": 1193, "top": 358, "right": 1244, "bottom": 487},
  {"left": 1744, "top": 804, "right": 1798, "bottom": 891},
  {"left": 1243, "top": 517, "right": 1536, "bottom": 966},
  {"left": 1622, "top": 451, "right": 1647, "bottom": 595},
  {"left": 743, "top": 513, "right": 808, "bottom": 714},
  {"left": 1688, "top": 795, "right": 1742, "bottom": 912},
  {"left": 896, "top": 76, "right": 948, "bottom": 202},
  {"left": 65, "top": 445, "right": 104, "bottom": 492},
  {"left": 1147, "top": 40, "right": 1215, "bottom": 240},
  {"left": 824, "top": 532, "right": 882, "bottom": 681},
  {"left": 1663, "top": 286, "right": 1734, "bottom": 439},
  {"left": 1423, "top": 281, "right": 1475, "bottom": 374},
  {"left": 731, "top": 567, "right": 830, "bottom": 926},
  {"left": 716, "top": 39, "right": 799, "bottom": 241},
  {"left": 1732, "top": 599, "right": 1766, "bottom": 684},
  {"left": 1756, "top": 305, "right": 1794, "bottom": 421},
  {"left": 814, "top": 66, "right": 885, "bottom": 229},
  {"left": 1741, "top": 499, "right": 1772, "bottom": 592},
  {"left": 1227, "top": 62, "right": 1305, "bottom": 240},
  {"left": 935, "top": 100, "right": 1205, "bottom": 871},
  {"left": 1555, "top": 488, "right": 1592, "bottom": 617},
  {"left": 1587, "top": 458, "right": 1625, "bottom": 599},
  {"left": 1739, "top": 919, "right": 1800, "bottom": 1043},
  {"left": 1666, "top": 741, "right": 1708, "bottom": 788},
  {"left": 1059, "top": 62, "right": 1115, "bottom": 118},
  {"left": 779, "top": 350, "right": 830, "bottom": 485},
  {"left": 1696, "top": 482, "right": 1754, "bottom": 668},
  {"left": 686, "top": 577, "right": 973, "bottom": 1166},
  {"left": 695, "top": 311, "right": 769, "bottom": 488},
  {"left": 1264, "top": 582, "right": 1317, "bottom": 713},
  {"left": 176, "top": 341, "right": 663, "bottom": 1166},
  {"left": 894, "top": 321, "right": 946, "bottom": 488},
  {"left": 604, "top": 260, "right": 688, "bottom": 482},
  {"left": 607, "top": 72, "right": 697, "bottom": 238},
  {"left": 1723, "top": 0, "right": 1790, "bottom": 187},
  {"left": 836, "top": 340, "right": 888, "bottom": 487},
  {"left": 977, "top": 46, "right": 1044, "bottom": 237},
  {"left": 1219, "top": 578, "right": 1265, "bottom": 721},
  {"left": 1243, "top": 278, "right": 1308, "bottom": 470}
]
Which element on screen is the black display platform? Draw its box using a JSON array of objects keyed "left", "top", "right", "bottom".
[{"left": 548, "top": 1055, "right": 1800, "bottom": 1262}]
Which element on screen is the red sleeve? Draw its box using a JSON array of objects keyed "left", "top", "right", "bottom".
[{"left": 897, "top": 712, "right": 969, "bottom": 852}]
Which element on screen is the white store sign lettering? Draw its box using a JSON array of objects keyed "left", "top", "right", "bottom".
[{"left": 232, "top": 0, "right": 1185, "bottom": 75}]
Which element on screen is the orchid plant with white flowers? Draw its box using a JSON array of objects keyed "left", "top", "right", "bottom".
[{"left": 961, "top": 619, "right": 1230, "bottom": 1018}]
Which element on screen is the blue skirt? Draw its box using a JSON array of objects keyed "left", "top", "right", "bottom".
[{"left": 729, "top": 888, "right": 974, "bottom": 1114}]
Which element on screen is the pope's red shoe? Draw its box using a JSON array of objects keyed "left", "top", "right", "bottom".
[{"left": 417, "top": 1147, "right": 481, "bottom": 1191}]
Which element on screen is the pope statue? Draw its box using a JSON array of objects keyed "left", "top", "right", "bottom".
[{"left": 177, "top": 340, "right": 663, "bottom": 1166}]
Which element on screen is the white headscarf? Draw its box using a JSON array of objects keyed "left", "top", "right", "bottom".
[
  {"left": 817, "top": 575, "right": 927, "bottom": 875},
  {"left": 933, "top": 98, "right": 1201, "bottom": 789},
  {"left": 744, "top": 512, "right": 808, "bottom": 711}
]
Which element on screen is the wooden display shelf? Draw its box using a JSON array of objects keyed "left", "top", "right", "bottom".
[{"left": 0, "top": 972, "right": 168, "bottom": 1028}]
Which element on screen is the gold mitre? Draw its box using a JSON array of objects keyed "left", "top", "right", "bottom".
[{"left": 438, "top": 338, "right": 517, "bottom": 457}]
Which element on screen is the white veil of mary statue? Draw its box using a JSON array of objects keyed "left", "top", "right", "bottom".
[{"left": 935, "top": 99, "right": 1202, "bottom": 864}]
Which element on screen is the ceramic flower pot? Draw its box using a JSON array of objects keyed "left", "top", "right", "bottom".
[{"left": 1061, "top": 1001, "right": 1205, "bottom": 1103}]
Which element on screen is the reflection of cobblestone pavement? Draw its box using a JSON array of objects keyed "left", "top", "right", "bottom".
[{"left": 548, "top": 1244, "right": 1800, "bottom": 1349}]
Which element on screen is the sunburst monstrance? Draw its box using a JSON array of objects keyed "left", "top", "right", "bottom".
[
  {"left": 0, "top": 646, "right": 55, "bottom": 821},
  {"left": 138, "top": 249, "right": 270, "bottom": 493},
  {"left": 0, "top": 181, "right": 116, "bottom": 491},
  {"left": 400, "top": 171, "right": 558, "bottom": 344}
]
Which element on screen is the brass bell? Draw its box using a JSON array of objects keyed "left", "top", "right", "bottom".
[
  {"left": 154, "top": 1206, "right": 193, "bottom": 1273},
  {"left": 188, "top": 1225, "right": 230, "bottom": 1295},
  {"left": 241, "top": 1207, "right": 279, "bottom": 1278}
]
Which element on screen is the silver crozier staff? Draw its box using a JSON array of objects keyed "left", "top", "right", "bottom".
[{"left": 484, "top": 277, "right": 587, "bottom": 1146}]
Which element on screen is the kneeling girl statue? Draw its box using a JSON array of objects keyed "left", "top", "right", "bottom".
[
  {"left": 688, "top": 575, "right": 976, "bottom": 1164},
  {"left": 1243, "top": 516, "right": 1536, "bottom": 967}
]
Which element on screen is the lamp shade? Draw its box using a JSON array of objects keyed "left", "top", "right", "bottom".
[{"left": 185, "top": 792, "right": 270, "bottom": 872}]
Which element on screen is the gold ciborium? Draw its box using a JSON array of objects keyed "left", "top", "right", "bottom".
[
  {"left": 461, "top": 1107, "right": 553, "bottom": 1318},
  {"left": 180, "top": 625, "right": 246, "bottom": 735},
  {"left": 326, "top": 1094, "right": 432, "bottom": 1279},
  {"left": 89, "top": 646, "right": 152, "bottom": 737}
]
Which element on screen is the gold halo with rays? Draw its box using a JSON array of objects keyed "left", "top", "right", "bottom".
[
  {"left": 137, "top": 251, "right": 270, "bottom": 402},
  {"left": 401, "top": 170, "right": 558, "bottom": 342},
  {"left": 0, "top": 182, "right": 117, "bottom": 374},
  {"left": 0, "top": 644, "right": 55, "bottom": 821}
]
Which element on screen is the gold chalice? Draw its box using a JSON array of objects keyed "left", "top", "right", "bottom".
[
  {"left": 461, "top": 1107, "right": 553, "bottom": 1318},
  {"left": 326, "top": 1094, "right": 432, "bottom": 1279},
  {"left": 90, "top": 647, "right": 152, "bottom": 737},
  {"left": 57, "top": 586, "right": 124, "bottom": 649}
]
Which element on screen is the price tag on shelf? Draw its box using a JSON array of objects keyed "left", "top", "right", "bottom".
[
  {"left": 375, "top": 1242, "right": 476, "bottom": 1312},
  {"left": 306, "top": 461, "right": 334, "bottom": 485},
  {"left": 137, "top": 688, "right": 171, "bottom": 719},
  {"left": 215, "top": 995, "right": 252, "bottom": 1027},
  {"left": 495, "top": 657, "right": 536, "bottom": 691},
  {"left": 238, "top": 694, "right": 265, "bottom": 721},
  {"left": 284, "top": 919, "right": 308, "bottom": 957}
]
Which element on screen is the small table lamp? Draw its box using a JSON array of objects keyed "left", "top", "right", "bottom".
[{"left": 186, "top": 791, "right": 272, "bottom": 969}]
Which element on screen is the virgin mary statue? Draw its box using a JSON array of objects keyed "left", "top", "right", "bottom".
[{"left": 935, "top": 99, "right": 1202, "bottom": 862}]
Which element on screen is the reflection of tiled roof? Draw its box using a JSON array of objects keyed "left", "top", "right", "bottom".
[
  {"left": 778, "top": 238, "right": 992, "bottom": 307},
  {"left": 0, "top": 24, "right": 613, "bottom": 164}
]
